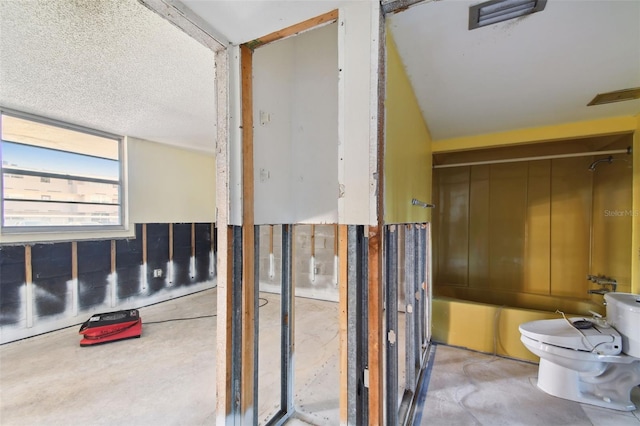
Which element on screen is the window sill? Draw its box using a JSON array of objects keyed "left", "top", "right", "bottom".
[{"left": 0, "top": 225, "right": 136, "bottom": 245}]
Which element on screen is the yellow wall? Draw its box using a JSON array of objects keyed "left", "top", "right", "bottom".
[
  {"left": 431, "top": 116, "right": 639, "bottom": 359},
  {"left": 128, "top": 137, "right": 216, "bottom": 224},
  {"left": 432, "top": 116, "right": 638, "bottom": 153},
  {"left": 384, "top": 31, "right": 432, "bottom": 224}
]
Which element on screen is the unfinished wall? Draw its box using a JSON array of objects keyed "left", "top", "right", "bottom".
[
  {"left": 0, "top": 223, "right": 216, "bottom": 344},
  {"left": 0, "top": 138, "right": 217, "bottom": 343},
  {"left": 384, "top": 30, "right": 432, "bottom": 224},
  {"left": 257, "top": 225, "right": 338, "bottom": 301},
  {"left": 252, "top": 23, "right": 338, "bottom": 225}
]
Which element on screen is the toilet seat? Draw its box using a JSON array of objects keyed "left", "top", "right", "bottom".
[{"left": 519, "top": 318, "right": 622, "bottom": 355}]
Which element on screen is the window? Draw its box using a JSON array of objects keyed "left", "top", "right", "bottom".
[{"left": 1, "top": 109, "right": 125, "bottom": 231}]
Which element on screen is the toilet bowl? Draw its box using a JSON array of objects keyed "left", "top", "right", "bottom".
[{"left": 519, "top": 292, "right": 640, "bottom": 411}]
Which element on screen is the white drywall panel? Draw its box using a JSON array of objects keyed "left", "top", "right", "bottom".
[
  {"left": 253, "top": 39, "right": 295, "bottom": 224},
  {"left": 291, "top": 24, "right": 339, "bottom": 224},
  {"left": 253, "top": 23, "right": 339, "bottom": 225},
  {"left": 338, "top": 2, "right": 380, "bottom": 225},
  {"left": 128, "top": 137, "right": 216, "bottom": 223}
]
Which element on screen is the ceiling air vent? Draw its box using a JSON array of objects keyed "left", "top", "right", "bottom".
[
  {"left": 469, "top": 0, "right": 547, "bottom": 30},
  {"left": 588, "top": 88, "right": 640, "bottom": 106}
]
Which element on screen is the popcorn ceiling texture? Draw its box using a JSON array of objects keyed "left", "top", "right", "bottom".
[{"left": 0, "top": 0, "right": 216, "bottom": 153}]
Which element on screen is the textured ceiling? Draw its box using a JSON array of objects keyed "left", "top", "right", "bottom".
[
  {"left": 0, "top": 0, "right": 217, "bottom": 153},
  {"left": 1, "top": 0, "right": 638, "bottom": 154}
]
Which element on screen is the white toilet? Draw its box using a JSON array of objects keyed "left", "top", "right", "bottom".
[{"left": 519, "top": 292, "right": 640, "bottom": 411}]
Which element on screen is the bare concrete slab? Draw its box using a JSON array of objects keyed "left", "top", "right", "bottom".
[{"left": 0, "top": 288, "right": 341, "bottom": 426}]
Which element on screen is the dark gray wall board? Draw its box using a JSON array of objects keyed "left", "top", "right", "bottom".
[
  {"left": 147, "top": 223, "right": 169, "bottom": 294},
  {"left": 0, "top": 245, "right": 25, "bottom": 284},
  {"left": 32, "top": 243, "right": 71, "bottom": 280},
  {"left": 0, "top": 223, "right": 217, "bottom": 343},
  {"left": 78, "top": 240, "right": 111, "bottom": 310},
  {"left": 172, "top": 223, "right": 193, "bottom": 286},
  {"left": 32, "top": 243, "right": 72, "bottom": 318},
  {"left": 0, "top": 245, "right": 24, "bottom": 325},
  {"left": 194, "top": 223, "right": 213, "bottom": 283},
  {"left": 115, "top": 224, "right": 143, "bottom": 299}
]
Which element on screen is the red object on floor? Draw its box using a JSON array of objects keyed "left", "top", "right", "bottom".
[{"left": 79, "top": 309, "right": 142, "bottom": 346}]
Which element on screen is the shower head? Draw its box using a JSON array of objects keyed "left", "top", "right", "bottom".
[
  {"left": 588, "top": 146, "right": 633, "bottom": 171},
  {"left": 588, "top": 156, "right": 613, "bottom": 172}
]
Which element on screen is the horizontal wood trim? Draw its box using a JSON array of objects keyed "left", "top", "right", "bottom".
[{"left": 246, "top": 9, "right": 338, "bottom": 49}]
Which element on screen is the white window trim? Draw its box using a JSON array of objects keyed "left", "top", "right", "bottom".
[{"left": 0, "top": 108, "right": 134, "bottom": 243}]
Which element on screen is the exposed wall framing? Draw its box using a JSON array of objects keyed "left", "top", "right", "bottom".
[
  {"left": 0, "top": 222, "right": 217, "bottom": 344},
  {"left": 229, "top": 9, "right": 341, "bottom": 426},
  {"left": 382, "top": 223, "right": 432, "bottom": 425},
  {"left": 367, "top": 225, "right": 383, "bottom": 426}
]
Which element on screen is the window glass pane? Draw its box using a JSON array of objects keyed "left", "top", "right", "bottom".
[
  {"left": 3, "top": 173, "right": 119, "bottom": 204},
  {"left": 3, "top": 200, "right": 120, "bottom": 227},
  {"left": 1, "top": 114, "right": 118, "bottom": 159},
  {"left": 2, "top": 141, "right": 119, "bottom": 181},
  {"left": 1, "top": 111, "right": 123, "bottom": 230}
]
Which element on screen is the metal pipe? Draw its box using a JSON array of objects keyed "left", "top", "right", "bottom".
[
  {"left": 411, "top": 198, "right": 435, "bottom": 208},
  {"left": 433, "top": 148, "right": 631, "bottom": 169}
]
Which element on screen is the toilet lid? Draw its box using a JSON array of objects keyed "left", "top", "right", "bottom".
[{"left": 519, "top": 318, "right": 622, "bottom": 355}]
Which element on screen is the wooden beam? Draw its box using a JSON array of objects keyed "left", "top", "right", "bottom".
[
  {"left": 369, "top": 8, "right": 386, "bottom": 424},
  {"left": 142, "top": 224, "right": 148, "bottom": 264},
  {"left": 110, "top": 241, "right": 116, "bottom": 273},
  {"left": 247, "top": 9, "right": 338, "bottom": 49},
  {"left": 71, "top": 242, "right": 78, "bottom": 281},
  {"left": 338, "top": 225, "right": 349, "bottom": 424},
  {"left": 111, "top": 240, "right": 117, "bottom": 308},
  {"left": 368, "top": 225, "right": 383, "bottom": 426},
  {"left": 310, "top": 224, "right": 316, "bottom": 257},
  {"left": 191, "top": 223, "right": 196, "bottom": 258},
  {"left": 240, "top": 43, "right": 256, "bottom": 422},
  {"left": 71, "top": 241, "right": 79, "bottom": 316},
  {"left": 169, "top": 223, "right": 174, "bottom": 261}
]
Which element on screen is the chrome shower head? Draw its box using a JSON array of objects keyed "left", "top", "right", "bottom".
[{"left": 588, "top": 156, "right": 613, "bottom": 172}]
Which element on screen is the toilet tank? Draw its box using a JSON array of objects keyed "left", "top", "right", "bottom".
[{"left": 604, "top": 292, "right": 640, "bottom": 358}]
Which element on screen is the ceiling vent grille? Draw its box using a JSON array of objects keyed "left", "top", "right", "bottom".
[
  {"left": 469, "top": 0, "right": 547, "bottom": 30},
  {"left": 588, "top": 88, "right": 640, "bottom": 106}
]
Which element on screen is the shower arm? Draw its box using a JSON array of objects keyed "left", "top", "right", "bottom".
[{"left": 411, "top": 198, "right": 435, "bottom": 208}]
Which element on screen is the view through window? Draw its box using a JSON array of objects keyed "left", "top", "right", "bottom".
[{"left": 1, "top": 111, "right": 123, "bottom": 230}]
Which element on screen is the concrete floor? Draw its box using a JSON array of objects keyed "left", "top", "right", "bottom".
[
  {"left": 0, "top": 288, "right": 340, "bottom": 426},
  {"left": 417, "top": 344, "right": 640, "bottom": 426},
  {"left": 2, "top": 289, "right": 640, "bottom": 425}
]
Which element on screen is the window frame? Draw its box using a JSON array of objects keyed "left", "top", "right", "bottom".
[{"left": 0, "top": 108, "right": 128, "bottom": 236}]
